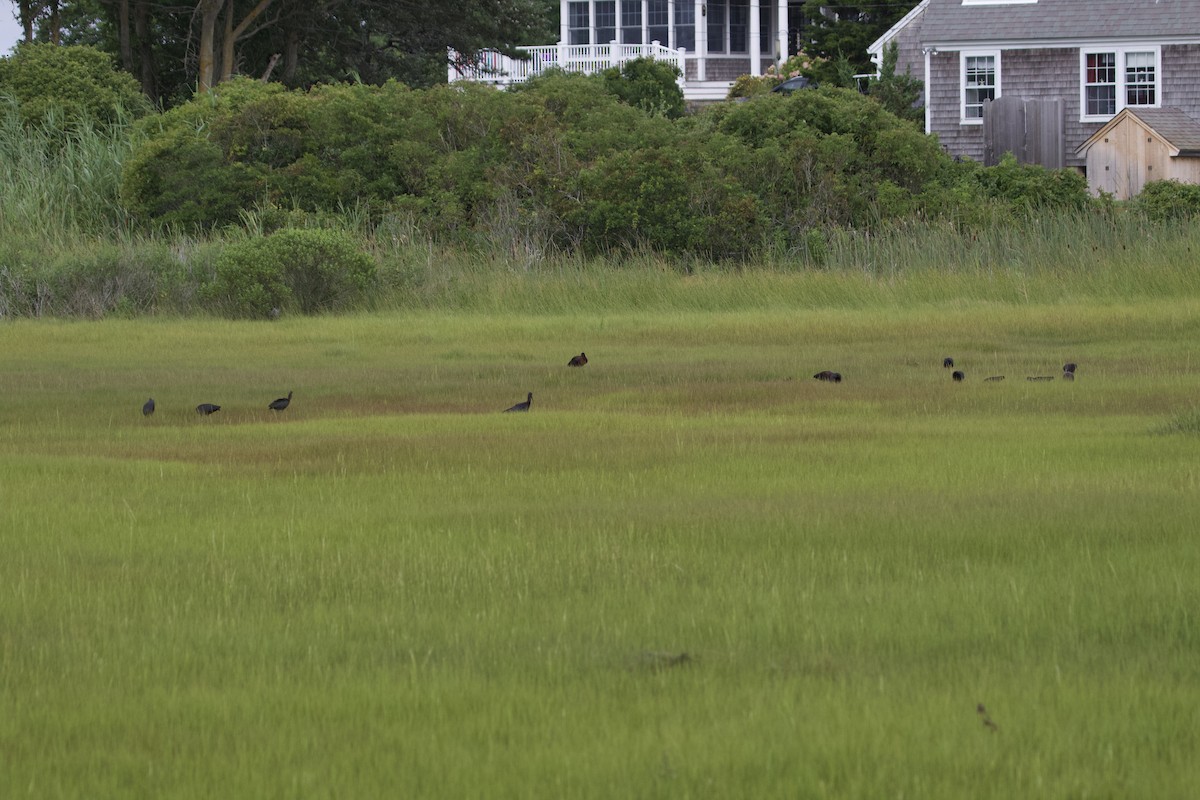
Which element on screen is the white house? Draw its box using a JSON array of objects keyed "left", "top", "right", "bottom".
[{"left": 450, "top": 0, "right": 793, "bottom": 102}]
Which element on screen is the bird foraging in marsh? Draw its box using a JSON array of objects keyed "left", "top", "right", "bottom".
[
  {"left": 977, "top": 703, "right": 999, "bottom": 732},
  {"left": 504, "top": 392, "right": 533, "bottom": 412},
  {"left": 269, "top": 391, "right": 293, "bottom": 411},
  {"left": 952, "top": 371, "right": 965, "bottom": 382},
  {"left": 813, "top": 371, "right": 842, "bottom": 383},
  {"left": 196, "top": 403, "right": 221, "bottom": 415},
  {"left": 943, "top": 357, "right": 955, "bottom": 368},
  {"left": 1063, "top": 362, "right": 1077, "bottom": 374},
  {"left": 142, "top": 398, "right": 155, "bottom": 416},
  {"left": 568, "top": 352, "right": 588, "bottom": 367}
]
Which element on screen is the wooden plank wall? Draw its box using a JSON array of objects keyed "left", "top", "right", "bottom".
[{"left": 983, "top": 96, "right": 1064, "bottom": 168}]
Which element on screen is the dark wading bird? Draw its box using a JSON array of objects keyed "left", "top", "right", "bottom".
[
  {"left": 977, "top": 703, "right": 1000, "bottom": 732},
  {"left": 952, "top": 371, "right": 965, "bottom": 382},
  {"left": 813, "top": 371, "right": 842, "bottom": 383},
  {"left": 943, "top": 357, "right": 955, "bottom": 368},
  {"left": 568, "top": 352, "right": 588, "bottom": 367},
  {"left": 504, "top": 392, "right": 533, "bottom": 413},
  {"left": 142, "top": 398, "right": 155, "bottom": 416},
  {"left": 269, "top": 391, "right": 293, "bottom": 411},
  {"left": 1063, "top": 362, "right": 1077, "bottom": 374},
  {"left": 196, "top": 403, "right": 221, "bottom": 415}
]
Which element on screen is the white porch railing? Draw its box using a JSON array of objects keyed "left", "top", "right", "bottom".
[{"left": 449, "top": 41, "right": 686, "bottom": 87}]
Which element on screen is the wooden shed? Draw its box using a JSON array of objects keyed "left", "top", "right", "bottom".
[{"left": 1076, "top": 108, "right": 1200, "bottom": 200}]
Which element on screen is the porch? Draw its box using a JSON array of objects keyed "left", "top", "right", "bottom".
[{"left": 448, "top": 0, "right": 791, "bottom": 102}]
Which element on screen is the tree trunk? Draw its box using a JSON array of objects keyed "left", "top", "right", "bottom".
[
  {"left": 48, "top": 0, "right": 60, "bottom": 44},
  {"left": 197, "top": 0, "right": 223, "bottom": 93},
  {"left": 19, "top": 0, "right": 37, "bottom": 43},
  {"left": 134, "top": 0, "right": 157, "bottom": 102},
  {"left": 283, "top": 26, "right": 299, "bottom": 83},
  {"left": 117, "top": 0, "right": 133, "bottom": 72},
  {"left": 219, "top": 0, "right": 276, "bottom": 83}
]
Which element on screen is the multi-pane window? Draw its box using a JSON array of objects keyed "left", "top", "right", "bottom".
[
  {"left": 729, "top": 0, "right": 749, "bottom": 54},
  {"left": 1082, "top": 48, "right": 1158, "bottom": 118},
  {"left": 963, "top": 54, "right": 998, "bottom": 120},
  {"left": 708, "top": 0, "right": 727, "bottom": 53},
  {"left": 706, "top": 0, "right": 752, "bottom": 54},
  {"left": 759, "top": 4, "right": 773, "bottom": 55},
  {"left": 621, "top": 3, "right": 642, "bottom": 44},
  {"left": 568, "top": 1, "right": 589, "bottom": 45},
  {"left": 674, "top": 3, "right": 695, "bottom": 51},
  {"left": 1084, "top": 52, "right": 1117, "bottom": 116},
  {"left": 594, "top": 1, "right": 616, "bottom": 45},
  {"left": 1125, "top": 51, "right": 1156, "bottom": 106},
  {"left": 648, "top": 0, "right": 669, "bottom": 45}
]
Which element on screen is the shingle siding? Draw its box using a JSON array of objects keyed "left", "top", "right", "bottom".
[
  {"left": 927, "top": 44, "right": 1200, "bottom": 166},
  {"left": 1163, "top": 44, "right": 1200, "bottom": 113}
]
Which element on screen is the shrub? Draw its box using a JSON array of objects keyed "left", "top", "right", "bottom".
[
  {"left": 0, "top": 44, "right": 150, "bottom": 128},
  {"left": 601, "top": 58, "right": 686, "bottom": 118},
  {"left": 1136, "top": 180, "right": 1200, "bottom": 221},
  {"left": 967, "top": 153, "right": 1090, "bottom": 211},
  {"left": 121, "top": 125, "right": 264, "bottom": 229},
  {"left": 204, "top": 228, "right": 375, "bottom": 317}
]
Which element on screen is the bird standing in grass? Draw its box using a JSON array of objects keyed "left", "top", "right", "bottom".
[
  {"left": 142, "top": 398, "right": 155, "bottom": 416},
  {"left": 269, "top": 391, "right": 293, "bottom": 412},
  {"left": 952, "top": 371, "right": 965, "bottom": 382},
  {"left": 504, "top": 392, "right": 533, "bottom": 412},
  {"left": 568, "top": 352, "right": 588, "bottom": 367},
  {"left": 1063, "top": 362, "right": 1077, "bottom": 374},
  {"left": 977, "top": 703, "right": 999, "bottom": 732},
  {"left": 813, "top": 371, "right": 842, "bottom": 383},
  {"left": 196, "top": 403, "right": 221, "bottom": 415},
  {"left": 944, "top": 357, "right": 955, "bottom": 368}
]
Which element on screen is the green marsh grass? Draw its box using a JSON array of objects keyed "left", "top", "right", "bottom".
[{"left": 2, "top": 299, "right": 1199, "bottom": 797}]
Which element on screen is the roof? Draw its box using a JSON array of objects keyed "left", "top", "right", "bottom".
[
  {"left": 920, "top": 0, "right": 1200, "bottom": 47},
  {"left": 1075, "top": 107, "right": 1200, "bottom": 156},
  {"left": 868, "top": 0, "right": 929, "bottom": 57}
]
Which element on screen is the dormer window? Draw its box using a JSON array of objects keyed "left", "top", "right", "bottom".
[{"left": 1080, "top": 46, "right": 1160, "bottom": 121}]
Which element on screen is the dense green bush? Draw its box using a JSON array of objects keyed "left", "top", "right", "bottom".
[
  {"left": 966, "top": 153, "right": 1090, "bottom": 211},
  {"left": 116, "top": 72, "right": 1100, "bottom": 260},
  {"left": 1136, "top": 180, "right": 1200, "bottom": 221},
  {"left": 0, "top": 44, "right": 150, "bottom": 127},
  {"left": 204, "top": 228, "right": 375, "bottom": 317},
  {"left": 601, "top": 58, "right": 686, "bottom": 119}
]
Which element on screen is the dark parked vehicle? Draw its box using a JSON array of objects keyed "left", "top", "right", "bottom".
[{"left": 772, "top": 75, "right": 817, "bottom": 94}]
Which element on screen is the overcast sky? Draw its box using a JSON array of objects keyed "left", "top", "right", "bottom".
[{"left": 2, "top": 7, "right": 22, "bottom": 55}]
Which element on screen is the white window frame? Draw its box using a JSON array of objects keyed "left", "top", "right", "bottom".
[
  {"left": 1079, "top": 45, "right": 1161, "bottom": 122},
  {"left": 960, "top": 50, "right": 1001, "bottom": 125}
]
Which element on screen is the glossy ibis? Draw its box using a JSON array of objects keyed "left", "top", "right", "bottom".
[
  {"left": 142, "top": 398, "right": 155, "bottom": 416},
  {"left": 813, "top": 371, "right": 842, "bottom": 383},
  {"left": 943, "top": 357, "right": 955, "bottom": 368},
  {"left": 269, "top": 391, "right": 293, "bottom": 411},
  {"left": 196, "top": 403, "right": 221, "bottom": 415},
  {"left": 568, "top": 352, "right": 588, "bottom": 367},
  {"left": 1063, "top": 362, "right": 1077, "bottom": 374},
  {"left": 504, "top": 392, "right": 533, "bottom": 412},
  {"left": 952, "top": 371, "right": 965, "bottom": 382}
]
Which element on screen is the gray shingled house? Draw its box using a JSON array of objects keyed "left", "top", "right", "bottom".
[{"left": 867, "top": 0, "right": 1200, "bottom": 191}]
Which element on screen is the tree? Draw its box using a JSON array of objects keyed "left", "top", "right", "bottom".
[
  {"left": 799, "top": 2, "right": 919, "bottom": 85},
  {"left": 16, "top": 0, "right": 552, "bottom": 105},
  {"left": 868, "top": 41, "right": 922, "bottom": 124}
]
